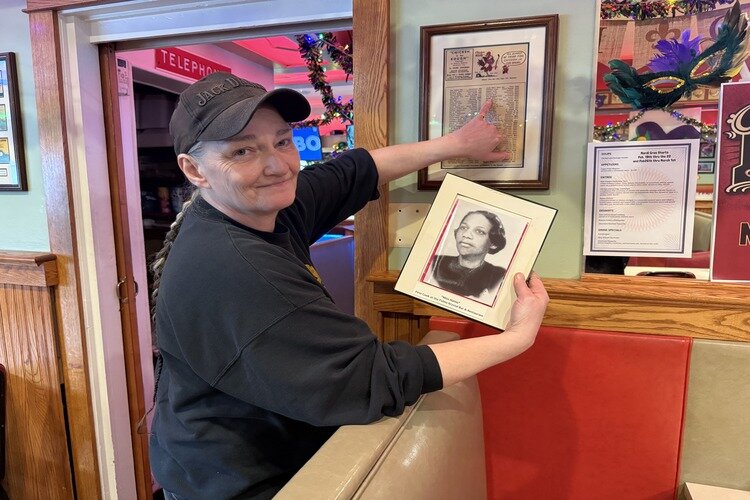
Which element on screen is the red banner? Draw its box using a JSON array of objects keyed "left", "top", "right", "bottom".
[
  {"left": 155, "top": 47, "right": 230, "bottom": 80},
  {"left": 711, "top": 81, "right": 750, "bottom": 282}
]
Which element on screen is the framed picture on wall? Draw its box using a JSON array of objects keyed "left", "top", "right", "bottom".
[
  {"left": 396, "top": 174, "right": 556, "bottom": 330},
  {"left": 698, "top": 161, "right": 715, "bottom": 174},
  {"left": 0, "top": 52, "right": 26, "bottom": 191},
  {"left": 699, "top": 141, "right": 716, "bottom": 160},
  {"left": 417, "top": 15, "right": 558, "bottom": 190}
]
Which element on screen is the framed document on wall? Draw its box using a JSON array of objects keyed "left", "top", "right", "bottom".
[{"left": 417, "top": 15, "right": 558, "bottom": 190}]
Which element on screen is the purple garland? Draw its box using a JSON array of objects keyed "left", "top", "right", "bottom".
[{"left": 295, "top": 33, "right": 354, "bottom": 128}]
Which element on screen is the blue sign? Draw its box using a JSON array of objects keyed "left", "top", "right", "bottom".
[
  {"left": 293, "top": 126, "right": 323, "bottom": 161},
  {"left": 346, "top": 124, "right": 354, "bottom": 150}
]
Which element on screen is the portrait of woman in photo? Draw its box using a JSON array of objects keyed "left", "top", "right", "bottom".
[{"left": 429, "top": 209, "right": 508, "bottom": 302}]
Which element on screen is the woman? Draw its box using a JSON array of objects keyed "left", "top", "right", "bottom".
[
  {"left": 430, "top": 210, "right": 507, "bottom": 300},
  {"left": 149, "top": 71, "right": 548, "bottom": 499}
]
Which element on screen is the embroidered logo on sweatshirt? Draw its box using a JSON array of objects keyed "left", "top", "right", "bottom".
[{"left": 305, "top": 264, "right": 323, "bottom": 285}]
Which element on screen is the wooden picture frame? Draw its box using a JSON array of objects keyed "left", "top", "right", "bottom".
[
  {"left": 0, "top": 52, "right": 26, "bottom": 191},
  {"left": 417, "top": 15, "right": 558, "bottom": 190}
]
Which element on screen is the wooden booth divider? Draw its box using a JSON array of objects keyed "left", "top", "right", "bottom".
[
  {"left": 0, "top": 251, "right": 74, "bottom": 499},
  {"left": 368, "top": 271, "right": 750, "bottom": 344}
]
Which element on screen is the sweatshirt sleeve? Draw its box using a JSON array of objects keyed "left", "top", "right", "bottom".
[
  {"left": 210, "top": 298, "right": 443, "bottom": 427},
  {"left": 295, "top": 148, "right": 380, "bottom": 243}
]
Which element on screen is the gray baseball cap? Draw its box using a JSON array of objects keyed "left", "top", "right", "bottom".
[{"left": 169, "top": 71, "right": 311, "bottom": 155}]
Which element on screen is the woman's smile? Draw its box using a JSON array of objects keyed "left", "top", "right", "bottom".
[{"left": 259, "top": 177, "right": 294, "bottom": 189}]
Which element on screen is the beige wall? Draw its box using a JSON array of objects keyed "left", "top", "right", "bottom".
[{"left": 388, "top": 0, "right": 597, "bottom": 279}]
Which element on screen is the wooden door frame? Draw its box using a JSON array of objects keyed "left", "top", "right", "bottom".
[
  {"left": 27, "top": 8, "right": 102, "bottom": 499},
  {"left": 26, "top": 0, "right": 390, "bottom": 497},
  {"left": 98, "top": 44, "right": 151, "bottom": 500}
]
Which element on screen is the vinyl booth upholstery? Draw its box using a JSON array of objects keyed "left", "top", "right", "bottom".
[
  {"left": 278, "top": 320, "right": 750, "bottom": 499},
  {"left": 429, "top": 318, "right": 750, "bottom": 500},
  {"left": 276, "top": 330, "right": 487, "bottom": 500}
]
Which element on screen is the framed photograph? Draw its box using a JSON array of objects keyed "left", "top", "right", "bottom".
[
  {"left": 396, "top": 174, "right": 556, "bottom": 330},
  {"left": 417, "top": 15, "right": 558, "bottom": 190},
  {"left": 699, "top": 141, "right": 716, "bottom": 160},
  {"left": 698, "top": 161, "right": 715, "bottom": 174},
  {"left": 0, "top": 52, "right": 26, "bottom": 191}
]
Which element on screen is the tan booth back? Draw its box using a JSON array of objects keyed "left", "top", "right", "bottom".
[{"left": 276, "top": 331, "right": 486, "bottom": 500}]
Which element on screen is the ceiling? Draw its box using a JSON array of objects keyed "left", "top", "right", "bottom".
[{"left": 231, "top": 31, "right": 353, "bottom": 127}]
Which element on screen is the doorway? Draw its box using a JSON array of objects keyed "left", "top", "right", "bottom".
[
  {"left": 112, "top": 31, "right": 357, "bottom": 496},
  {"left": 33, "top": 1, "right": 391, "bottom": 496},
  {"left": 42, "top": 1, "right": 393, "bottom": 497}
]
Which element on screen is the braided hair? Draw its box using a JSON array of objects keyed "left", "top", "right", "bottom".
[
  {"left": 139, "top": 144, "right": 204, "bottom": 433},
  {"left": 149, "top": 187, "right": 200, "bottom": 326},
  {"left": 149, "top": 141, "right": 206, "bottom": 326}
]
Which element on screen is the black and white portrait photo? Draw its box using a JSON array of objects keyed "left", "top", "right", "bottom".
[
  {"left": 422, "top": 198, "right": 529, "bottom": 306},
  {"left": 396, "top": 174, "right": 556, "bottom": 330}
]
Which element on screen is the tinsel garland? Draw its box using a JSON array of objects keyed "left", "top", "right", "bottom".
[
  {"left": 295, "top": 32, "right": 354, "bottom": 127},
  {"left": 593, "top": 107, "right": 717, "bottom": 141},
  {"left": 601, "top": 0, "right": 734, "bottom": 20}
]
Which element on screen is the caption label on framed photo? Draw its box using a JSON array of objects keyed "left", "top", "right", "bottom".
[
  {"left": 396, "top": 174, "right": 556, "bottom": 331},
  {"left": 0, "top": 52, "right": 26, "bottom": 191}
]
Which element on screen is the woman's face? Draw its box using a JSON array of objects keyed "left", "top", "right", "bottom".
[
  {"left": 454, "top": 212, "right": 493, "bottom": 258},
  {"left": 193, "top": 107, "right": 300, "bottom": 230}
]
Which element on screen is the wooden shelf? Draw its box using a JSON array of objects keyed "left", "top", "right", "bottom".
[
  {"left": 0, "top": 251, "right": 58, "bottom": 287},
  {"left": 368, "top": 271, "right": 750, "bottom": 343}
]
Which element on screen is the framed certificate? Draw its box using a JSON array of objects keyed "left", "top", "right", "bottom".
[{"left": 417, "top": 15, "right": 558, "bottom": 190}]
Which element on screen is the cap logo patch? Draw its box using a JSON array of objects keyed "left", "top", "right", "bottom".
[{"left": 194, "top": 76, "right": 264, "bottom": 106}]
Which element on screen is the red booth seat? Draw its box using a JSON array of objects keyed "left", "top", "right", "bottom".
[{"left": 429, "top": 318, "right": 692, "bottom": 500}]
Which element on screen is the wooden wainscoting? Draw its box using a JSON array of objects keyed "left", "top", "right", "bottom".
[
  {"left": 0, "top": 252, "right": 73, "bottom": 499},
  {"left": 369, "top": 271, "right": 750, "bottom": 343}
]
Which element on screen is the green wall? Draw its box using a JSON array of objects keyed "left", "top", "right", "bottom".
[
  {"left": 0, "top": 1, "right": 49, "bottom": 251},
  {"left": 0, "top": 0, "right": 597, "bottom": 267},
  {"left": 389, "top": 0, "right": 597, "bottom": 278}
]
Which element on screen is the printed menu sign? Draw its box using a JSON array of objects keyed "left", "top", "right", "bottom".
[
  {"left": 584, "top": 139, "right": 699, "bottom": 257},
  {"left": 440, "top": 44, "right": 529, "bottom": 169}
]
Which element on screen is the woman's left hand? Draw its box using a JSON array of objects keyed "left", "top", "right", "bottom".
[
  {"left": 502, "top": 272, "right": 549, "bottom": 349},
  {"left": 444, "top": 99, "right": 510, "bottom": 162}
]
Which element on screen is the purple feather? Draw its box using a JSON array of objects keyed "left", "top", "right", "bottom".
[{"left": 648, "top": 30, "right": 703, "bottom": 73}]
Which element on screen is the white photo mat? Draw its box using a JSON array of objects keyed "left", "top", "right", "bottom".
[{"left": 396, "top": 174, "right": 556, "bottom": 331}]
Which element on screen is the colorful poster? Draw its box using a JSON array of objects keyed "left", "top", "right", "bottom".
[
  {"left": 710, "top": 81, "right": 750, "bottom": 282},
  {"left": 0, "top": 138, "right": 9, "bottom": 164},
  {"left": 0, "top": 104, "right": 6, "bottom": 131}
]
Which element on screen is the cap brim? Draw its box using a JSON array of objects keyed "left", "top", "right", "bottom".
[{"left": 197, "top": 88, "right": 311, "bottom": 143}]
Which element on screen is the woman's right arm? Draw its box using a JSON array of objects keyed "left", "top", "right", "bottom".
[{"left": 427, "top": 272, "right": 548, "bottom": 387}]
